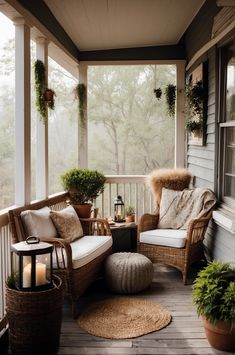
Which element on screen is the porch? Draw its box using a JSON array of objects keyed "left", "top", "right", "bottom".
[{"left": 0, "top": 0, "right": 235, "bottom": 353}]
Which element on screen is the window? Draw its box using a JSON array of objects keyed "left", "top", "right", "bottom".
[
  {"left": 0, "top": 13, "right": 15, "bottom": 209},
  {"left": 220, "top": 40, "right": 235, "bottom": 207}
]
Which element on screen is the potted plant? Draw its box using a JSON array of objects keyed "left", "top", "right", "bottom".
[
  {"left": 192, "top": 261, "right": 235, "bottom": 351},
  {"left": 61, "top": 168, "right": 106, "bottom": 218},
  {"left": 125, "top": 206, "right": 135, "bottom": 223},
  {"left": 165, "top": 84, "right": 176, "bottom": 118}
]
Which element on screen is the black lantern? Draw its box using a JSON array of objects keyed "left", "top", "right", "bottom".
[
  {"left": 11, "top": 236, "right": 53, "bottom": 291},
  {"left": 114, "top": 195, "right": 125, "bottom": 222}
]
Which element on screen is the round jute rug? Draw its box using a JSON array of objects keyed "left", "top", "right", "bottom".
[{"left": 78, "top": 297, "right": 172, "bottom": 339}]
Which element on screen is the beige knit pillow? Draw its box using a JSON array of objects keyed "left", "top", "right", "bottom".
[{"left": 50, "top": 205, "right": 83, "bottom": 243}]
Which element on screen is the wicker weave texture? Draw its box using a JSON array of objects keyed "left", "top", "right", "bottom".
[
  {"left": 6, "top": 275, "right": 63, "bottom": 355},
  {"left": 105, "top": 252, "right": 153, "bottom": 293}
]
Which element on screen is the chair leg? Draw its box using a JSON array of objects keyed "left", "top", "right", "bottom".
[{"left": 182, "top": 264, "right": 188, "bottom": 285}]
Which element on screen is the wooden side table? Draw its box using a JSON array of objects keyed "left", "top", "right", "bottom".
[{"left": 110, "top": 223, "right": 137, "bottom": 252}]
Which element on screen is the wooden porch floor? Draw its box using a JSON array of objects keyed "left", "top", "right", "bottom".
[{"left": 59, "top": 264, "right": 234, "bottom": 355}]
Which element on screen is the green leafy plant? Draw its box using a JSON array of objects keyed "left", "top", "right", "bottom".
[
  {"left": 165, "top": 84, "right": 176, "bottom": 117},
  {"left": 186, "top": 120, "right": 202, "bottom": 134},
  {"left": 61, "top": 168, "right": 106, "bottom": 204},
  {"left": 75, "top": 83, "right": 87, "bottom": 125},
  {"left": 153, "top": 88, "right": 162, "bottom": 100},
  {"left": 34, "top": 60, "right": 56, "bottom": 122},
  {"left": 6, "top": 273, "right": 18, "bottom": 289},
  {"left": 125, "top": 206, "right": 135, "bottom": 216},
  {"left": 34, "top": 59, "right": 46, "bottom": 120},
  {"left": 192, "top": 261, "right": 235, "bottom": 325},
  {"left": 186, "top": 80, "right": 205, "bottom": 118}
]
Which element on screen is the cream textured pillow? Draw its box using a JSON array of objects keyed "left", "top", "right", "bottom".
[
  {"left": 21, "top": 207, "right": 57, "bottom": 238},
  {"left": 50, "top": 205, "right": 83, "bottom": 243}
]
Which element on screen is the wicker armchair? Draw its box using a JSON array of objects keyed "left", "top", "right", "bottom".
[
  {"left": 137, "top": 212, "right": 212, "bottom": 284},
  {"left": 8, "top": 194, "right": 112, "bottom": 318}
]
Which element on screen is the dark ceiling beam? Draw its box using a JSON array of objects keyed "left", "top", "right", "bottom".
[
  {"left": 79, "top": 43, "right": 185, "bottom": 61},
  {"left": 16, "top": 0, "right": 80, "bottom": 60}
]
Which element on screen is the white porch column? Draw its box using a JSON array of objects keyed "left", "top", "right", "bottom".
[
  {"left": 14, "top": 18, "right": 31, "bottom": 205},
  {"left": 78, "top": 63, "right": 88, "bottom": 168},
  {"left": 175, "top": 61, "right": 186, "bottom": 168},
  {"left": 36, "top": 37, "right": 49, "bottom": 199}
]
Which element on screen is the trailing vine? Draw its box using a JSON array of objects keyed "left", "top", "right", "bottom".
[
  {"left": 165, "top": 84, "right": 176, "bottom": 118},
  {"left": 75, "top": 83, "right": 87, "bottom": 125},
  {"left": 186, "top": 80, "right": 205, "bottom": 118},
  {"left": 34, "top": 59, "right": 46, "bottom": 121},
  {"left": 34, "top": 60, "right": 56, "bottom": 122}
]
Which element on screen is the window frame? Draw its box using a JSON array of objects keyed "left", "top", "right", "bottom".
[{"left": 218, "top": 39, "right": 235, "bottom": 211}]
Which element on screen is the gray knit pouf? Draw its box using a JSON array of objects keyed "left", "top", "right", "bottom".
[{"left": 105, "top": 252, "right": 153, "bottom": 294}]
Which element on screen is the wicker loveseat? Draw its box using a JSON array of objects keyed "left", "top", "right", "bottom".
[{"left": 8, "top": 193, "right": 112, "bottom": 318}]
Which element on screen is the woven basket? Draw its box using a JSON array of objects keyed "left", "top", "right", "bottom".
[{"left": 6, "top": 275, "right": 63, "bottom": 355}]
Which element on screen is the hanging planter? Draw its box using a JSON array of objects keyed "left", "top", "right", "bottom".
[
  {"left": 165, "top": 84, "right": 176, "bottom": 118},
  {"left": 186, "top": 120, "right": 202, "bottom": 137},
  {"left": 34, "top": 60, "right": 56, "bottom": 122},
  {"left": 44, "top": 88, "right": 56, "bottom": 110}
]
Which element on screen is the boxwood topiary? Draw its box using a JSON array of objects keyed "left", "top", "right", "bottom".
[{"left": 61, "top": 168, "right": 106, "bottom": 204}]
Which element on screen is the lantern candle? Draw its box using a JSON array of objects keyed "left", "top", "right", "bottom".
[{"left": 23, "top": 262, "right": 47, "bottom": 287}]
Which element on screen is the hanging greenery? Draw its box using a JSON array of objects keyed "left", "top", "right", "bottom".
[
  {"left": 186, "top": 120, "right": 202, "bottom": 135},
  {"left": 75, "top": 83, "right": 87, "bottom": 125},
  {"left": 34, "top": 60, "right": 56, "bottom": 122},
  {"left": 186, "top": 80, "right": 205, "bottom": 118},
  {"left": 165, "top": 84, "right": 176, "bottom": 117},
  {"left": 34, "top": 59, "right": 46, "bottom": 120},
  {"left": 153, "top": 88, "right": 162, "bottom": 100}
]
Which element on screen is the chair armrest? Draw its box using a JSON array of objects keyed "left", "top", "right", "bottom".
[
  {"left": 39, "top": 237, "right": 73, "bottom": 271},
  {"left": 80, "top": 218, "right": 111, "bottom": 236},
  {"left": 138, "top": 213, "right": 159, "bottom": 233},
  {"left": 186, "top": 215, "right": 211, "bottom": 245}
]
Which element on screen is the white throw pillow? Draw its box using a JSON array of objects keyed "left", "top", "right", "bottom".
[
  {"left": 50, "top": 205, "right": 83, "bottom": 243},
  {"left": 21, "top": 207, "right": 57, "bottom": 238}
]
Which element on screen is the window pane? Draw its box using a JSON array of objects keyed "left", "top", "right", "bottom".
[
  {"left": 226, "top": 47, "right": 235, "bottom": 121},
  {"left": 224, "top": 127, "right": 235, "bottom": 198},
  {"left": 88, "top": 65, "right": 175, "bottom": 174},
  {"left": 0, "top": 13, "right": 15, "bottom": 209},
  {"left": 48, "top": 58, "right": 78, "bottom": 195},
  {"left": 224, "top": 175, "right": 235, "bottom": 199}
]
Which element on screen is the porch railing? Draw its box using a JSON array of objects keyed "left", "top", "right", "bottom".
[
  {"left": 96, "top": 175, "right": 154, "bottom": 221},
  {"left": 0, "top": 175, "right": 154, "bottom": 332}
]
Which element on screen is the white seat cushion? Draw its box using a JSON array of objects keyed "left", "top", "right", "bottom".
[
  {"left": 139, "top": 229, "right": 186, "bottom": 248},
  {"left": 53, "top": 235, "right": 112, "bottom": 269}
]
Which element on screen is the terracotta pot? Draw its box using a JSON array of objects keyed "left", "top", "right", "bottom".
[
  {"left": 202, "top": 316, "right": 235, "bottom": 351},
  {"left": 125, "top": 215, "right": 135, "bottom": 223},
  {"left": 44, "top": 89, "right": 54, "bottom": 102},
  {"left": 73, "top": 203, "right": 92, "bottom": 218}
]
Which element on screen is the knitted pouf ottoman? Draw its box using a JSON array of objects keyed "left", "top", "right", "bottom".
[{"left": 105, "top": 252, "right": 153, "bottom": 294}]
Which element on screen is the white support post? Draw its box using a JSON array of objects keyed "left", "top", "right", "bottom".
[
  {"left": 175, "top": 61, "right": 186, "bottom": 168},
  {"left": 78, "top": 63, "right": 88, "bottom": 168},
  {"left": 14, "top": 18, "right": 31, "bottom": 206},
  {"left": 36, "top": 37, "right": 49, "bottom": 199}
]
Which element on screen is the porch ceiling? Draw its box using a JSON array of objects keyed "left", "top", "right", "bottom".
[{"left": 44, "top": 0, "right": 205, "bottom": 51}]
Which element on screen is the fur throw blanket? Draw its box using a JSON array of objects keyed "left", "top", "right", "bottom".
[
  {"left": 158, "top": 188, "right": 217, "bottom": 230},
  {"left": 147, "top": 168, "right": 192, "bottom": 212}
]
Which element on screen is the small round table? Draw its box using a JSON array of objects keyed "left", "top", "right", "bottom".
[{"left": 105, "top": 252, "right": 153, "bottom": 294}]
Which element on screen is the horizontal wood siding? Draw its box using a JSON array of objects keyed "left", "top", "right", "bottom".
[
  {"left": 204, "top": 221, "right": 235, "bottom": 263},
  {"left": 187, "top": 48, "right": 216, "bottom": 191}
]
